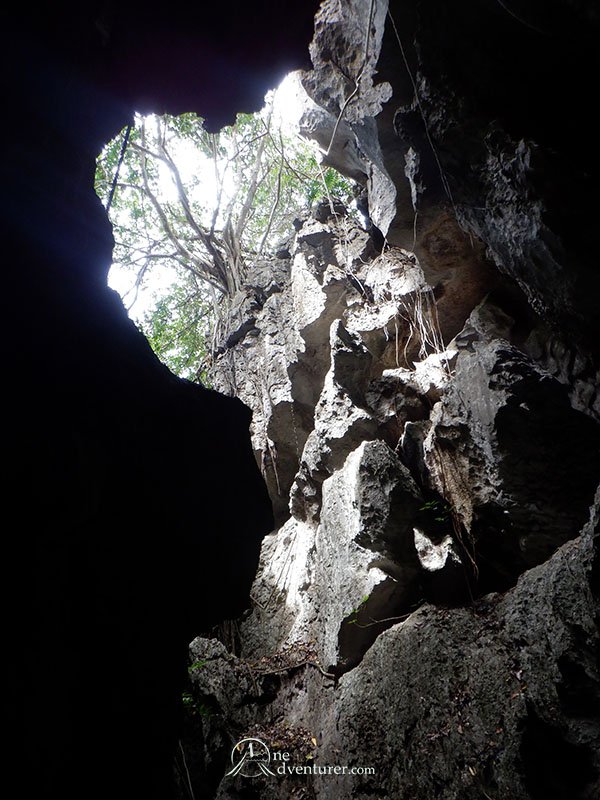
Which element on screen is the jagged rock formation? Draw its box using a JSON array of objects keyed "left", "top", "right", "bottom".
[
  {"left": 6, "top": 0, "right": 599, "bottom": 797},
  {"left": 187, "top": 495, "right": 598, "bottom": 799},
  {"left": 183, "top": 1, "right": 600, "bottom": 798},
  {"left": 187, "top": 203, "right": 599, "bottom": 799}
]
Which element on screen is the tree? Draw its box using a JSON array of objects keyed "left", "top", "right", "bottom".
[
  {"left": 95, "top": 97, "right": 356, "bottom": 380},
  {"left": 140, "top": 278, "right": 213, "bottom": 382}
]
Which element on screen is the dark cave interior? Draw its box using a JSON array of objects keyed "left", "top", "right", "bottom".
[{"left": 3, "top": 2, "right": 598, "bottom": 798}]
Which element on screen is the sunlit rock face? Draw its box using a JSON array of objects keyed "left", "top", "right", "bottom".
[{"left": 190, "top": 1, "right": 600, "bottom": 798}]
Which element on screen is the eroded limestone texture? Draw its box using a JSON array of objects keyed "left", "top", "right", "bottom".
[
  {"left": 8, "top": 0, "right": 598, "bottom": 796},
  {"left": 185, "top": 1, "right": 600, "bottom": 798}
]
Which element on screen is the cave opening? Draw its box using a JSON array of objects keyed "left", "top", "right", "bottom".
[
  {"left": 95, "top": 71, "right": 359, "bottom": 383},
  {"left": 7, "top": 0, "right": 600, "bottom": 796}
]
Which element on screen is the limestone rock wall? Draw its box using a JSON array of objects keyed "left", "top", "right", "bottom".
[
  {"left": 186, "top": 208, "right": 599, "bottom": 798},
  {"left": 184, "top": 1, "right": 600, "bottom": 797}
]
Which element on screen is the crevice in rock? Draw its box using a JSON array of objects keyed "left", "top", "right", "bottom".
[{"left": 520, "top": 705, "right": 596, "bottom": 800}]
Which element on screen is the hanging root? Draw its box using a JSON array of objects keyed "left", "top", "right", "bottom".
[{"left": 369, "top": 247, "right": 447, "bottom": 369}]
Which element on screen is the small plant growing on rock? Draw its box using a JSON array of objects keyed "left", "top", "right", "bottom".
[
  {"left": 347, "top": 594, "right": 371, "bottom": 624},
  {"left": 419, "top": 499, "right": 454, "bottom": 524},
  {"left": 181, "top": 692, "right": 214, "bottom": 717},
  {"left": 188, "top": 659, "right": 207, "bottom": 673}
]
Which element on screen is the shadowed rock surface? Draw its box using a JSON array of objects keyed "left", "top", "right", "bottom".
[
  {"left": 3, "top": 3, "right": 318, "bottom": 798},
  {"left": 186, "top": 2, "right": 600, "bottom": 798},
  {"left": 4, "top": 1, "right": 600, "bottom": 798}
]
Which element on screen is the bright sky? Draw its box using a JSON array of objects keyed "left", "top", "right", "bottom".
[{"left": 108, "top": 71, "right": 310, "bottom": 323}]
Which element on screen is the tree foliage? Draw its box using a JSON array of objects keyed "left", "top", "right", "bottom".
[{"left": 95, "top": 97, "right": 356, "bottom": 380}]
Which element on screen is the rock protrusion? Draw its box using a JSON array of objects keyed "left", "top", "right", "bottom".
[{"left": 424, "top": 329, "right": 600, "bottom": 591}]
